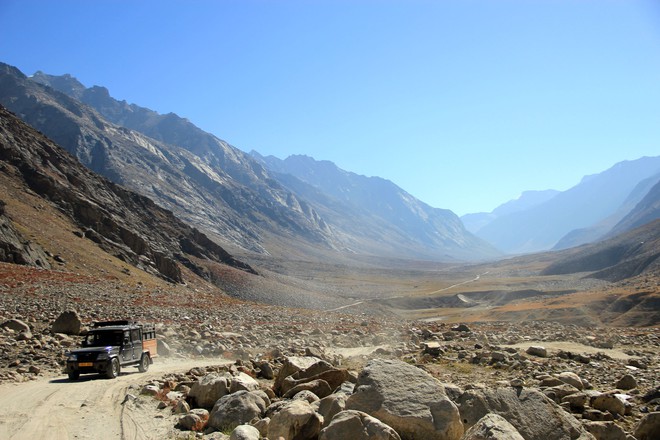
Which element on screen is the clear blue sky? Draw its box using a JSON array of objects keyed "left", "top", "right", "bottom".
[{"left": 2, "top": 0, "right": 659, "bottom": 215}]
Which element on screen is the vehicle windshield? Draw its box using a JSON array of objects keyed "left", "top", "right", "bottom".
[{"left": 85, "top": 330, "right": 123, "bottom": 347}]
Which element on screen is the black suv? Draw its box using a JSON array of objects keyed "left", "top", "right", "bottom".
[{"left": 65, "top": 320, "right": 157, "bottom": 380}]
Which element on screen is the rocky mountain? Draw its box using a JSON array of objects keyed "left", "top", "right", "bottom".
[
  {"left": 553, "top": 172, "right": 660, "bottom": 250},
  {"left": 0, "top": 63, "right": 498, "bottom": 262},
  {"left": 0, "top": 104, "right": 255, "bottom": 283},
  {"left": 608, "top": 178, "right": 660, "bottom": 237},
  {"left": 461, "top": 189, "right": 560, "bottom": 234},
  {"left": 251, "top": 153, "right": 500, "bottom": 261},
  {"left": 473, "top": 156, "right": 660, "bottom": 254},
  {"left": 0, "top": 63, "right": 335, "bottom": 256},
  {"left": 542, "top": 218, "right": 660, "bottom": 282}
]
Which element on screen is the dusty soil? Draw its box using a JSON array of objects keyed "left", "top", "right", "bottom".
[{"left": 0, "top": 357, "right": 231, "bottom": 440}]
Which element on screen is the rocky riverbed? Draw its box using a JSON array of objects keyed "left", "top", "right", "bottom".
[{"left": 1, "top": 274, "right": 659, "bottom": 439}]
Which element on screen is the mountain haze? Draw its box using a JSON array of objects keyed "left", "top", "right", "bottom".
[
  {"left": 252, "top": 153, "right": 499, "bottom": 260},
  {"left": 608, "top": 178, "right": 660, "bottom": 237},
  {"left": 473, "top": 156, "right": 660, "bottom": 254},
  {"left": 461, "top": 189, "right": 560, "bottom": 234}
]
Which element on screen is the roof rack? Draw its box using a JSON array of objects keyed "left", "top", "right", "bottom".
[{"left": 92, "top": 320, "right": 137, "bottom": 328}]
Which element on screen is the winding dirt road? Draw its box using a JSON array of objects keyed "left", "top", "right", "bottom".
[{"left": 0, "top": 357, "right": 229, "bottom": 440}]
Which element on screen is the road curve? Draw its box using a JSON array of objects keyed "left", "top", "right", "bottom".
[{"left": 0, "top": 357, "right": 229, "bottom": 440}]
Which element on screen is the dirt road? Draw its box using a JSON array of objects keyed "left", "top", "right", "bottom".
[{"left": 0, "top": 357, "right": 229, "bottom": 440}]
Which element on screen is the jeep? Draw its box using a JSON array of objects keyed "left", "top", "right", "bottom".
[{"left": 65, "top": 320, "right": 157, "bottom": 380}]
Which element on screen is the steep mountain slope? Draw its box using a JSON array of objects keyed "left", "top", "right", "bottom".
[
  {"left": 0, "top": 104, "right": 255, "bottom": 283},
  {"left": 554, "top": 172, "right": 660, "bottom": 250},
  {"left": 13, "top": 65, "right": 498, "bottom": 261},
  {"left": 541, "top": 218, "right": 660, "bottom": 282},
  {"left": 475, "top": 156, "right": 660, "bottom": 254},
  {"left": 461, "top": 189, "right": 559, "bottom": 234},
  {"left": 251, "top": 153, "right": 500, "bottom": 261},
  {"left": 0, "top": 63, "right": 334, "bottom": 256},
  {"left": 608, "top": 179, "right": 660, "bottom": 236}
]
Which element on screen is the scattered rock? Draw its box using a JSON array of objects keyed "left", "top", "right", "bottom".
[
  {"left": 208, "top": 390, "right": 267, "bottom": 431},
  {"left": 525, "top": 346, "right": 548, "bottom": 357},
  {"left": 229, "top": 424, "right": 261, "bottom": 440},
  {"left": 51, "top": 310, "right": 82, "bottom": 335},
  {"left": 633, "top": 411, "right": 660, "bottom": 440},
  {"left": 462, "top": 413, "right": 525, "bottom": 440},
  {"left": 615, "top": 374, "right": 637, "bottom": 390},
  {"left": 267, "top": 400, "right": 323, "bottom": 440},
  {"left": 455, "top": 387, "right": 594, "bottom": 440},
  {"left": 583, "top": 421, "right": 627, "bottom": 440},
  {"left": 319, "top": 409, "right": 401, "bottom": 440}
]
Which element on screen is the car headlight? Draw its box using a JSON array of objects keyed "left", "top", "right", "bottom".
[
  {"left": 97, "top": 352, "right": 109, "bottom": 360},
  {"left": 68, "top": 354, "right": 78, "bottom": 361}
]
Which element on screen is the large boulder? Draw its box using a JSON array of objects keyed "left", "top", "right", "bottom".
[
  {"left": 188, "top": 372, "right": 233, "bottom": 408},
  {"left": 634, "top": 412, "right": 660, "bottom": 440},
  {"left": 208, "top": 390, "right": 267, "bottom": 431},
  {"left": 267, "top": 399, "right": 323, "bottom": 440},
  {"left": 274, "top": 356, "right": 323, "bottom": 395},
  {"left": 455, "top": 388, "right": 595, "bottom": 440},
  {"left": 283, "top": 379, "right": 333, "bottom": 399},
  {"left": 462, "top": 414, "right": 525, "bottom": 440},
  {"left": 346, "top": 358, "right": 463, "bottom": 440},
  {"left": 583, "top": 421, "right": 627, "bottom": 440},
  {"left": 51, "top": 310, "right": 82, "bottom": 335},
  {"left": 313, "top": 394, "right": 347, "bottom": 428},
  {"left": 1, "top": 319, "right": 30, "bottom": 333},
  {"left": 319, "top": 410, "right": 401, "bottom": 440},
  {"left": 279, "top": 358, "right": 350, "bottom": 397},
  {"left": 229, "top": 372, "right": 260, "bottom": 393},
  {"left": 177, "top": 408, "right": 209, "bottom": 432},
  {"left": 229, "top": 424, "right": 261, "bottom": 440}
]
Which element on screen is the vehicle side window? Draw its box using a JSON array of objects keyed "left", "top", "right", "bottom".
[{"left": 131, "top": 329, "right": 140, "bottom": 342}]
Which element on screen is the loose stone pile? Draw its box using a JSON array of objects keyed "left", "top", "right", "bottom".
[{"left": 132, "top": 352, "right": 659, "bottom": 440}]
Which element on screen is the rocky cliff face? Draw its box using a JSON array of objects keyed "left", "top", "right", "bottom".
[
  {"left": 0, "top": 200, "right": 50, "bottom": 268},
  {"left": 1, "top": 63, "right": 335, "bottom": 256},
  {"left": 0, "top": 104, "right": 255, "bottom": 282}
]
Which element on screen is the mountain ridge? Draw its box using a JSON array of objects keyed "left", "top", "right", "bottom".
[
  {"left": 1, "top": 63, "right": 496, "bottom": 262},
  {"left": 0, "top": 104, "right": 255, "bottom": 283},
  {"left": 251, "top": 152, "right": 500, "bottom": 261},
  {"left": 472, "top": 156, "right": 660, "bottom": 254}
]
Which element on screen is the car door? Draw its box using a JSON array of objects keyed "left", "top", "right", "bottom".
[{"left": 120, "top": 330, "right": 133, "bottom": 363}]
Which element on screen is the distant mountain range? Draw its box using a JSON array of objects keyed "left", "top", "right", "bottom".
[
  {"left": 251, "top": 153, "right": 498, "bottom": 260},
  {"left": 462, "top": 158, "right": 660, "bottom": 254},
  {"left": 0, "top": 62, "right": 497, "bottom": 262}
]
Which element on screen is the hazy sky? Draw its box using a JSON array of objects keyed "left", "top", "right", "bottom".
[{"left": 2, "top": 0, "right": 659, "bottom": 215}]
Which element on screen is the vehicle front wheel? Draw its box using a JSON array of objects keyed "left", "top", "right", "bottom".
[
  {"left": 68, "top": 371, "right": 80, "bottom": 381},
  {"left": 138, "top": 353, "right": 150, "bottom": 373},
  {"left": 106, "top": 358, "right": 120, "bottom": 379}
]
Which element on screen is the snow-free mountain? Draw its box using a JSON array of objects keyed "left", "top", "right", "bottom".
[
  {"left": 462, "top": 157, "right": 660, "bottom": 254},
  {"left": 251, "top": 153, "right": 498, "bottom": 260},
  {"left": 0, "top": 62, "right": 496, "bottom": 262}
]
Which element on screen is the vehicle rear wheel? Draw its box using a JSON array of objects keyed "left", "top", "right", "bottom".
[
  {"left": 138, "top": 353, "right": 150, "bottom": 373},
  {"left": 68, "top": 371, "right": 80, "bottom": 381},
  {"left": 106, "top": 358, "right": 120, "bottom": 379}
]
